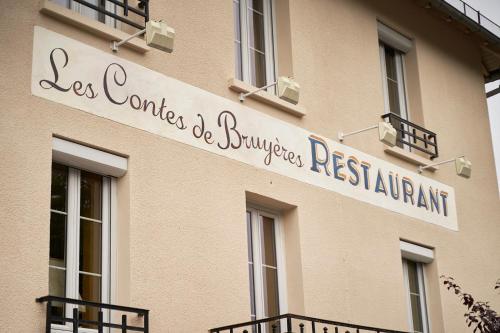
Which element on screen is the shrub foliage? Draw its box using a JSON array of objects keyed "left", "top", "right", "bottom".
[{"left": 441, "top": 276, "right": 500, "bottom": 333}]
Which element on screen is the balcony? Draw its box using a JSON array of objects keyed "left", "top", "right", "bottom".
[
  {"left": 381, "top": 113, "right": 438, "bottom": 160},
  {"left": 210, "top": 313, "right": 409, "bottom": 333},
  {"left": 36, "top": 295, "right": 149, "bottom": 333},
  {"left": 53, "top": 0, "right": 150, "bottom": 31}
]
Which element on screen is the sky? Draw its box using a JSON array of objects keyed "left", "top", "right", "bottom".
[{"left": 454, "top": 0, "right": 500, "bottom": 195}]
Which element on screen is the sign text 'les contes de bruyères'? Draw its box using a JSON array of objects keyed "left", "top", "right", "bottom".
[{"left": 31, "top": 27, "right": 458, "bottom": 230}]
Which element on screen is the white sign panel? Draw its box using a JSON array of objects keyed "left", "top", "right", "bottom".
[{"left": 31, "top": 27, "right": 458, "bottom": 230}]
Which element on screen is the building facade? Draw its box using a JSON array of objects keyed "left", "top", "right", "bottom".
[{"left": 1, "top": 0, "right": 500, "bottom": 333}]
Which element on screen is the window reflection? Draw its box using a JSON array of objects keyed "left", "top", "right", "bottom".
[{"left": 80, "top": 171, "right": 102, "bottom": 220}]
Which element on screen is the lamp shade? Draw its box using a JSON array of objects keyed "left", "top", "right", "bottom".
[
  {"left": 378, "top": 122, "right": 397, "bottom": 147},
  {"left": 146, "top": 20, "right": 175, "bottom": 53},
  {"left": 277, "top": 77, "right": 300, "bottom": 105},
  {"left": 455, "top": 157, "right": 472, "bottom": 178}
]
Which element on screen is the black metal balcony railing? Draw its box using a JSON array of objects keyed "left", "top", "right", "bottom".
[
  {"left": 36, "top": 295, "right": 149, "bottom": 333},
  {"left": 381, "top": 113, "right": 439, "bottom": 160},
  {"left": 210, "top": 313, "right": 409, "bottom": 333},
  {"left": 70, "top": 0, "right": 149, "bottom": 30}
]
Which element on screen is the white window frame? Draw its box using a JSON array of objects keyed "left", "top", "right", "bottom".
[
  {"left": 247, "top": 207, "right": 288, "bottom": 322},
  {"left": 236, "top": 0, "right": 277, "bottom": 92},
  {"left": 50, "top": 137, "right": 127, "bottom": 333},
  {"left": 400, "top": 241, "right": 432, "bottom": 333}
]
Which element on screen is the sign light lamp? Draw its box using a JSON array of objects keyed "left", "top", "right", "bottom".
[
  {"left": 112, "top": 20, "right": 175, "bottom": 53},
  {"left": 418, "top": 156, "right": 472, "bottom": 178},
  {"left": 338, "top": 122, "right": 397, "bottom": 147},
  {"left": 239, "top": 76, "right": 300, "bottom": 105}
]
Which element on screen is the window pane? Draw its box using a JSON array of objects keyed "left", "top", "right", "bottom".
[
  {"left": 79, "top": 219, "right": 102, "bottom": 274},
  {"left": 407, "top": 261, "right": 419, "bottom": 294},
  {"left": 411, "top": 294, "right": 424, "bottom": 332},
  {"left": 50, "top": 212, "right": 66, "bottom": 267},
  {"left": 248, "top": 10, "right": 265, "bottom": 52},
  {"left": 248, "top": 0, "right": 264, "bottom": 13},
  {"left": 387, "top": 80, "right": 401, "bottom": 115},
  {"left": 80, "top": 171, "right": 102, "bottom": 220},
  {"left": 261, "top": 216, "right": 277, "bottom": 267},
  {"left": 385, "top": 47, "right": 397, "bottom": 81},
  {"left": 49, "top": 268, "right": 66, "bottom": 297},
  {"left": 49, "top": 267, "right": 66, "bottom": 323},
  {"left": 51, "top": 164, "right": 68, "bottom": 212},
  {"left": 79, "top": 273, "right": 101, "bottom": 329},
  {"left": 263, "top": 267, "right": 280, "bottom": 317},
  {"left": 250, "top": 50, "right": 267, "bottom": 88}
]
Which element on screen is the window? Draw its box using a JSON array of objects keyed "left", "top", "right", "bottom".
[
  {"left": 246, "top": 208, "right": 286, "bottom": 328},
  {"left": 380, "top": 43, "right": 408, "bottom": 121},
  {"left": 400, "top": 241, "right": 433, "bottom": 333},
  {"left": 380, "top": 43, "right": 409, "bottom": 150},
  {"left": 49, "top": 163, "right": 111, "bottom": 330},
  {"left": 402, "top": 259, "right": 430, "bottom": 333},
  {"left": 234, "top": 0, "right": 277, "bottom": 90},
  {"left": 51, "top": 0, "right": 117, "bottom": 27},
  {"left": 378, "top": 22, "right": 413, "bottom": 150}
]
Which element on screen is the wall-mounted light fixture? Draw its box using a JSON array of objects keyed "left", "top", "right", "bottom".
[
  {"left": 338, "top": 122, "right": 397, "bottom": 147},
  {"left": 239, "top": 76, "right": 300, "bottom": 104},
  {"left": 418, "top": 156, "right": 472, "bottom": 178},
  {"left": 111, "top": 20, "right": 175, "bottom": 53}
]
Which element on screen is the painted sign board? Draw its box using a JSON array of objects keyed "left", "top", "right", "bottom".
[{"left": 31, "top": 26, "right": 458, "bottom": 230}]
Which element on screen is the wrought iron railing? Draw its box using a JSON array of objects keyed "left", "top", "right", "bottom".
[
  {"left": 209, "top": 313, "right": 409, "bottom": 333},
  {"left": 381, "top": 113, "right": 438, "bottom": 160},
  {"left": 36, "top": 295, "right": 149, "bottom": 333},
  {"left": 67, "top": 0, "right": 149, "bottom": 30}
]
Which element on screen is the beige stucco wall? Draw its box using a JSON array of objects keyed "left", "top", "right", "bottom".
[{"left": 0, "top": 0, "right": 499, "bottom": 332}]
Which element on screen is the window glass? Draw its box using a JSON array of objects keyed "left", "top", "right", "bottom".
[
  {"left": 262, "top": 216, "right": 277, "bottom": 267},
  {"left": 250, "top": 51, "right": 267, "bottom": 88},
  {"left": 48, "top": 267, "right": 66, "bottom": 322},
  {"left": 79, "top": 219, "right": 102, "bottom": 274},
  {"left": 49, "top": 164, "right": 68, "bottom": 321},
  {"left": 51, "top": 164, "right": 68, "bottom": 212},
  {"left": 50, "top": 212, "right": 67, "bottom": 268},
  {"left": 248, "top": 0, "right": 264, "bottom": 12},
  {"left": 248, "top": 6, "right": 266, "bottom": 52},
  {"left": 80, "top": 171, "right": 102, "bottom": 220},
  {"left": 261, "top": 217, "right": 279, "bottom": 317},
  {"left": 263, "top": 266, "right": 279, "bottom": 317},
  {"left": 79, "top": 274, "right": 101, "bottom": 329},
  {"left": 384, "top": 46, "right": 401, "bottom": 116}
]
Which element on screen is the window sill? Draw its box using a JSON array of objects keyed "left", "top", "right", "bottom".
[
  {"left": 228, "top": 78, "right": 306, "bottom": 118},
  {"left": 384, "top": 145, "right": 439, "bottom": 172},
  {"left": 39, "top": 0, "right": 151, "bottom": 53}
]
